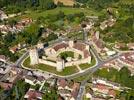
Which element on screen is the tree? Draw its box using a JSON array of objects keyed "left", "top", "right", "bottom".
[
  {"left": 5, "top": 79, "right": 30, "bottom": 100},
  {"left": 45, "top": 33, "right": 58, "bottom": 42},
  {"left": 66, "top": 14, "right": 75, "bottom": 22},
  {"left": 42, "top": 86, "right": 58, "bottom": 100},
  {"left": 39, "top": 0, "right": 56, "bottom": 10},
  {"left": 57, "top": 11, "right": 65, "bottom": 20},
  {"left": 119, "top": 67, "right": 131, "bottom": 84}
]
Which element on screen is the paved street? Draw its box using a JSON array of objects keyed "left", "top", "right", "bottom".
[{"left": 15, "top": 51, "right": 29, "bottom": 67}]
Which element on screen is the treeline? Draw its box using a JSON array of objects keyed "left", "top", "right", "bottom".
[
  {"left": 36, "top": 11, "right": 85, "bottom": 30},
  {"left": 0, "top": 10, "right": 85, "bottom": 62},
  {"left": 0, "top": 79, "right": 30, "bottom": 100},
  {"left": 76, "top": 0, "right": 133, "bottom": 10},
  {"left": 102, "top": 17, "right": 134, "bottom": 43},
  {"left": 0, "top": 0, "right": 56, "bottom": 14},
  {"left": 94, "top": 67, "right": 134, "bottom": 89},
  {"left": 94, "top": 67, "right": 134, "bottom": 100}
]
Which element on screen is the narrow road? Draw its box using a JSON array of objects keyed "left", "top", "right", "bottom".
[
  {"left": 76, "top": 52, "right": 122, "bottom": 100},
  {"left": 15, "top": 51, "right": 29, "bottom": 67}
]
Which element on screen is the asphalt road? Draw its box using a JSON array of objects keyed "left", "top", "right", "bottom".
[{"left": 15, "top": 51, "right": 29, "bottom": 67}]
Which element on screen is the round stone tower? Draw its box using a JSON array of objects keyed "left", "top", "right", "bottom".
[
  {"left": 56, "top": 57, "right": 65, "bottom": 72},
  {"left": 69, "top": 40, "right": 74, "bottom": 48},
  {"left": 29, "top": 48, "right": 39, "bottom": 65}
]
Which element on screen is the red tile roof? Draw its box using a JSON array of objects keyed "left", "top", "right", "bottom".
[
  {"left": 108, "top": 89, "right": 116, "bottom": 97},
  {"left": 73, "top": 42, "right": 86, "bottom": 51},
  {"left": 0, "top": 82, "right": 13, "bottom": 90},
  {"left": 53, "top": 43, "right": 68, "bottom": 51},
  {"left": 72, "top": 83, "right": 80, "bottom": 90},
  {"left": 0, "top": 55, "right": 6, "bottom": 60},
  {"left": 95, "top": 83, "right": 109, "bottom": 90},
  {"left": 83, "top": 50, "right": 90, "bottom": 58},
  {"left": 119, "top": 52, "right": 134, "bottom": 65},
  {"left": 71, "top": 83, "right": 80, "bottom": 98},
  {"left": 58, "top": 79, "right": 67, "bottom": 88},
  {"left": 9, "top": 46, "right": 18, "bottom": 52},
  {"left": 26, "top": 89, "right": 42, "bottom": 99},
  {"left": 92, "top": 34, "right": 104, "bottom": 50}
]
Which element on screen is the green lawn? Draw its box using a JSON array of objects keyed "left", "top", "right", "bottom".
[
  {"left": 74, "top": 75, "right": 89, "bottom": 82},
  {"left": 23, "top": 57, "right": 79, "bottom": 76},
  {"left": 17, "top": 7, "right": 102, "bottom": 20},
  {"left": 79, "top": 56, "right": 96, "bottom": 70},
  {"left": 59, "top": 51, "right": 74, "bottom": 59},
  {"left": 57, "top": 66, "right": 79, "bottom": 76},
  {"left": 73, "top": 73, "right": 93, "bottom": 82}
]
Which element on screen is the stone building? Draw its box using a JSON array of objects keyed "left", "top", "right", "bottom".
[
  {"left": 29, "top": 41, "right": 91, "bottom": 72},
  {"left": 29, "top": 48, "right": 39, "bottom": 65}
]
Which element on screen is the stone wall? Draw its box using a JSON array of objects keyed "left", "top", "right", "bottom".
[
  {"left": 39, "top": 56, "right": 91, "bottom": 68},
  {"left": 29, "top": 49, "right": 39, "bottom": 65},
  {"left": 39, "top": 59, "right": 57, "bottom": 67},
  {"left": 65, "top": 57, "right": 91, "bottom": 67},
  {"left": 38, "top": 41, "right": 92, "bottom": 70},
  {"left": 56, "top": 47, "right": 84, "bottom": 58}
]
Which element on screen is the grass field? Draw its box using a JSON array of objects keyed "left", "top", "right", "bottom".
[
  {"left": 18, "top": 7, "right": 102, "bottom": 20},
  {"left": 23, "top": 57, "right": 79, "bottom": 76},
  {"left": 73, "top": 73, "right": 92, "bottom": 82}
]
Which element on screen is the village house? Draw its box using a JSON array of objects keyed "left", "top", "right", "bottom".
[
  {"left": 88, "top": 78, "right": 119, "bottom": 99},
  {"left": 36, "top": 76, "right": 45, "bottom": 85},
  {"left": 0, "top": 82, "right": 13, "bottom": 90},
  {"left": 24, "top": 88, "right": 43, "bottom": 100},
  {"left": 23, "top": 73, "right": 45, "bottom": 86},
  {"left": 92, "top": 31, "right": 105, "bottom": 53},
  {"left": 24, "top": 75, "right": 37, "bottom": 86},
  {"left": 57, "top": 79, "right": 80, "bottom": 100},
  {"left": 0, "top": 18, "right": 33, "bottom": 34},
  {"left": 92, "top": 83, "right": 116, "bottom": 98},
  {"left": 7, "top": 67, "right": 23, "bottom": 83},
  {"left": 91, "top": 31, "right": 116, "bottom": 59},
  {"left": 103, "top": 59, "right": 123, "bottom": 71},
  {"left": 92, "top": 78, "right": 121, "bottom": 90},
  {"left": 100, "top": 16, "right": 116, "bottom": 30},
  {"left": 118, "top": 52, "right": 134, "bottom": 74},
  {"left": 85, "top": 82, "right": 117, "bottom": 100},
  {"left": 0, "top": 55, "right": 8, "bottom": 63},
  {"left": 46, "top": 78, "right": 56, "bottom": 86},
  {"left": 114, "top": 43, "right": 126, "bottom": 49},
  {"left": 9, "top": 46, "right": 19, "bottom": 54},
  {"left": 0, "top": 10, "right": 8, "bottom": 20},
  {"left": 127, "top": 43, "right": 134, "bottom": 50},
  {"left": 0, "top": 67, "right": 11, "bottom": 74}
]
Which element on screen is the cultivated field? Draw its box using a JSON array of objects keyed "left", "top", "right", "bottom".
[
  {"left": 16, "top": 7, "right": 102, "bottom": 20},
  {"left": 54, "top": 0, "right": 75, "bottom": 6}
]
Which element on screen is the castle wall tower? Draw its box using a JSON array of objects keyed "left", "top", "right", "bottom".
[
  {"left": 29, "top": 48, "right": 39, "bottom": 65},
  {"left": 56, "top": 57, "right": 65, "bottom": 72},
  {"left": 69, "top": 40, "right": 74, "bottom": 48}
]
